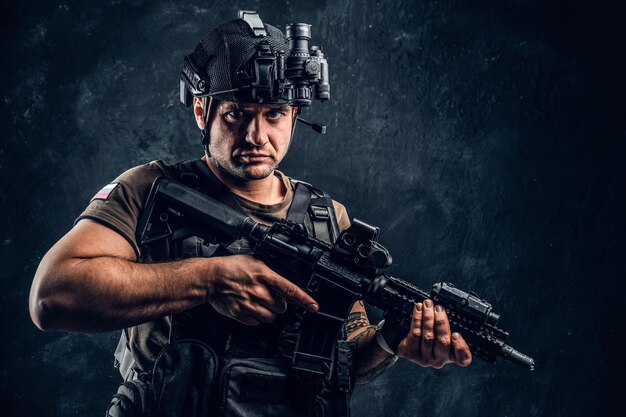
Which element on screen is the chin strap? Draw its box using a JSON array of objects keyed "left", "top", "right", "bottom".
[
  {"left": 290, "top": 107, "right": 299, "bottom": 137},
  {"left": 279, "top": 107, "right": 299, "bottom": 164},
  {"left": 201, "top": 97, "right": 214, "bottom": 156}
]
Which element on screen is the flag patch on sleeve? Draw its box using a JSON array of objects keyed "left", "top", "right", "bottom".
[{"left": 91, "top": 183, "right": 119, "bottom": 202}]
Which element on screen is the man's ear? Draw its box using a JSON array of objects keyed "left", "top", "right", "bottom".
[{"left": 193, "top": 97, "right": 205, "bottom": 129}]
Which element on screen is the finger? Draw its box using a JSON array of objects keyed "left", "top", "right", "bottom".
[
  {"left": 245, "top": 302, "right": 277, "bottom": 324},
  {"left": 260, "top": 270, "right": 319, "bottom": 312},
  {"left": 251, "top": 285, "right": 288, "bottom": 314},
  {"left": 420, "top": 299, "right": 436, "bottom": 360},
  {"left": 397, "top": 302, "right": 425, "bottom": 363},
  {"left": 272, "top": 294, "right": 288, "bottom": 314},
  {"left": 433, "top": 305, "right": 452, "bottom": 364},
  {"left": 406, "top": 303, "right": 424, "bottom": 352},
  {"left": 451, "top": 332, "right": 472, "bottom": 367}
]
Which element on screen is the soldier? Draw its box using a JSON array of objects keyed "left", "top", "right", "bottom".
[{"left": 29, "top": 11, "right": 471, "bottom": 417}]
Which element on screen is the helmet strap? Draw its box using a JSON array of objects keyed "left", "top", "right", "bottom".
[
  {"left": 290, "top": 107, "right": 299, "bottom": 138},
  {"left": 201, "top": 97, "right": 215, "bottom": 156},
  {"left": 282, "top": 106, "right": 299, "bottom": 159}
]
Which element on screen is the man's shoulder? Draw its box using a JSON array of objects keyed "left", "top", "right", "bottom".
[
  {"left": 113, "top": 159, "right": 177, "bottom": 184},
  {"left": 112, "top": 158, "right": 207, "bottom": 189}
]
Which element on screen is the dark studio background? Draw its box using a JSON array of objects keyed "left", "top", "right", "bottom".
[{"left": 1, "top": 0, "right": 624, "bottom": 416}]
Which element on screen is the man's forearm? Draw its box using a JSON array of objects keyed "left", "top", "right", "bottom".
[
  {"left": 350, "top": 325, "right": 398, "bottom": 384},
  {"left": 30, "top": 255, "right": 212, "bottom": 333},
  {"left": 346, "top": 302, "right": 398, "bottom": 384}
]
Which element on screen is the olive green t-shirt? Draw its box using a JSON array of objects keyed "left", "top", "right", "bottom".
[{"left": 75, "top": 157, "right": 350, "bottom": 370}]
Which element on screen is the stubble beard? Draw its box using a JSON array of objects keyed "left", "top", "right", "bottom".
[{"left": 212, "top": 153, "right": 277, "bottom": 182}]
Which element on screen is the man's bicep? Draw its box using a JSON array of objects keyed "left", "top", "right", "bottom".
[{"left": 48, "top": 219, "right": 137, "bottom": 263}]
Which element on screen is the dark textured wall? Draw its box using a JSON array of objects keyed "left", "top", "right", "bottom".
[{"left": 2, "top": 0, "right": 624, "bottom": 416}]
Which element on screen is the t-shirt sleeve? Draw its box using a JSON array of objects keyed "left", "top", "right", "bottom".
[
  {"left": 332, "top": 200, "right": 351, "bottom": 233},
  {"left": 74, "top": 161, "right": 168, "bottom": 260}
]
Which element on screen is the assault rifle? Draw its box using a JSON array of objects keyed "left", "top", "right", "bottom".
[{"left": 137, "top": 178, "right": 535, "bottom": 379}]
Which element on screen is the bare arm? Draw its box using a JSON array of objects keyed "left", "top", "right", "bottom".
[
  {"left": 346, "top": 301, "right": 397, "bottom": 384},
  {"left": 29, "top": 219, "right": 318, "bottom": 332}
]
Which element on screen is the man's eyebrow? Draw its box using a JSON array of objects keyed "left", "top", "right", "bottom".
[
  {"left": 272, "top": 104, "right": 292, "bottom": 112},
  {"left": 219, "top": 102, "right": 240, "bottom": 111}
]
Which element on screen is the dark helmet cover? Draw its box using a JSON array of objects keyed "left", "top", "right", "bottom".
[{"left": 181, "top": 17, "right": 288, "bottom": 104}]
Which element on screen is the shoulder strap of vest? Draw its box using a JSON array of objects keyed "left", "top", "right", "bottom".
[{"left": 287, "top": 179, "right": 340, "bottom": 244}]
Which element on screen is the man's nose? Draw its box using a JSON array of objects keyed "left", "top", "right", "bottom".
[{"left": 244, "top": 115, "right": 269, "bottom": 147}]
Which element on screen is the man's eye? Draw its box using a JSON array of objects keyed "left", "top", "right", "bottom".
[
  {"left": 266, "top": 110, "right": 284, "bottom": 120},
  {"left": 226, "top": 110, "right": 245, "bottom": 119}
]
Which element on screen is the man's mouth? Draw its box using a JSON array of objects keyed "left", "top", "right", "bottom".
[{"left": 238, "top": 152, "right": 271, "bottom": 163}]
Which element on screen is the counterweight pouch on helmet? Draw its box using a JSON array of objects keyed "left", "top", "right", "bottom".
[{"left": 150, "top": 339, "right": 219, "bottom": 417}]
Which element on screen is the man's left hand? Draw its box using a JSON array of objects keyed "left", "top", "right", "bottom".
[{"left": 395, "top": 299, "right": 473, "bottom": 368}]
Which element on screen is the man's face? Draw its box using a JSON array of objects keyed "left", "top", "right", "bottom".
[{"left": 205, "top": 100, "right": 296, "bottom": 181}]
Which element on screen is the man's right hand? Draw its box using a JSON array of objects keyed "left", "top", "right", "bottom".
[{"left": 206, "top": 254, "right": 319, "bottom": 326}]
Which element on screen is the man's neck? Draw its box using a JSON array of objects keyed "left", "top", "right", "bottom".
[{"left": 205, "top": 157, "right": 286, "bottom": 205}]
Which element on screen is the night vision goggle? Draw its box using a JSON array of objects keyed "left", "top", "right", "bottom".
[{"left": 180, "top": 11, "right": 330, "bottom": 117}]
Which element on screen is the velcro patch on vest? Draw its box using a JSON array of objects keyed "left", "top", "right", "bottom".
[{"left": 91, "top": 183, "right": 119, "bottom": 202}]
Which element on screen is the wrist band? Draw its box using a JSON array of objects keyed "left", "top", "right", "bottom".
[{"left": 375, "top": 320, "right": 396, "bottom": 355}]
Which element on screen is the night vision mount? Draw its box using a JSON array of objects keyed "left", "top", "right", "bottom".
[{"left": 180, "top": 11, "right": 330, "bottom": 134}]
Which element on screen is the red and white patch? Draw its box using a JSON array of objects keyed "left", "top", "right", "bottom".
[{"left": 91, "top": 183, "right": 119, "bottom": 202}]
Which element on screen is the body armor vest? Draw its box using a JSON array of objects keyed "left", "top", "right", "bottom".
[{"left": 112, "top": 159, "right": 353, "bottom": 417}]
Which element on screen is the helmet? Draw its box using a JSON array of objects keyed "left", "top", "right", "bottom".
[{"left": 180, "top": 10, "right": 330, "bottom": 108}]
